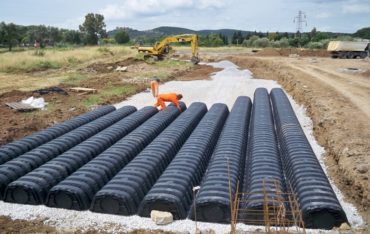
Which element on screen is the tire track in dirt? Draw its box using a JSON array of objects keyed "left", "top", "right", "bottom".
[{"left": 288, "top": 62, "right": 370, "bottom": 118}]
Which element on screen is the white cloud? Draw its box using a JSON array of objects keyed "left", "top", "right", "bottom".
[
  {"left": 198, "top": 0, "right": 225, "bottom": 9},
  {"left": 342, "top": 1, "right": 370, "bottom": 13},
  {"left": 316, "top": 26, "right": 332, "bottom": 32},
  {"left": 99, "top": 0, "right": 225, "bottom": 20},
  {"left": 54, "top": 16, "right": 84, "bottom": 30},
  {"left": 315, "top": 12, "right": 331, "bottom": 19}
]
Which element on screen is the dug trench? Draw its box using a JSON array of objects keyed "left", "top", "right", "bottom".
[{"left": 229, "top": 55, "right": 370, "bottom": 225}]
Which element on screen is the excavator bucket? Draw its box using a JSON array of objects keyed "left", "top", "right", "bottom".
[{"left": 191, "top": 56, "right": 200, "bottom": 65}]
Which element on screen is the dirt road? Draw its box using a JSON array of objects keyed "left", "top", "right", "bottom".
[
  {"left": 230, "top": 55, "right": 370, "bottom": 224},
  {"left": 284, "top": 58, "right": 370, "bottom": 118}
]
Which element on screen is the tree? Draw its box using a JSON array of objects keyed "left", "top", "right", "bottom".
[
  {"left": 208, "top": 34, "right": 224, "bottom": 47},
  {"left": 268, "top": 32, "right": 278, "bottom": 41},
  {"left": 63, "top": 30, "right": 82, "bottom": 44},
  {"left": 49, "top": 27, "right": 62, "bottom": 45},
  {"left": 310, "top": 27, "right": 317, "bottom": 40},
  {"left": 312, "top": 31, "right": 329, "bottom": 42},
  {"left": 353, "top": 27, "right": 370, "bottom": 39},
  {"left": 114, "top": 30, "right": 130, "bottom": 44},
  {"left": 231, "top": 31, "right": 243, "bottom": 45},
  {"left": 0, "top": 22, "right": 20, "bottom": 51},
  {"left": 219, "top": 33, "right": 228, "bottom": 45},
  {"left": 199, "top": 34, "right": 224, "bottom": 47},
  {"left": 79, "top": 13, "right": 107, "bottom": 45}
]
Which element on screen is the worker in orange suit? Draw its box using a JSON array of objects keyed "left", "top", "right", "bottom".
[
  {"left": 150, "top": 78, "right": 160, "bottom": 97},
  {"left": 154, "top": 93, "right": 183, "bottom": 111}
]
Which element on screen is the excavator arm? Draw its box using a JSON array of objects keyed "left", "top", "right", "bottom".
[{"left": 137, "top": 34, "right": 200, "bottom": 64}]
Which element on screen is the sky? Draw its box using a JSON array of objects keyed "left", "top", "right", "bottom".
[{"left": 0, "top": 0, "right": 369, "bottom": 33}]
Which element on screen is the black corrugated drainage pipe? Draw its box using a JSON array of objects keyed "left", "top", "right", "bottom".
[
  {"left": 4, "top": 106, "right": 156, "bottom": 205},
  {"left": 138, "top": 103, "right": 229, "bottom": 219},
  {"left": 0, "top": 106, "right": 115, "bottom": 165},
  {"left": 90, "top": 102, "right": 207, "bottom": 215},
  {"left": 0, "top": 106, "right": 136, "bottom": 199},
  {"left": 191, "top": 96, "right": 252, "bottom": 223},
  {"left": 46, "top": 104, "right": 182, "bottom": 210},
  {"left": 270, "top": 88, "right": 348, "bottom": 229},
  {"left": 240, "top": 88, "right": 287, "bottom": 225}
]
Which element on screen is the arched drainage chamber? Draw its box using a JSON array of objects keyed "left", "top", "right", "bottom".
[{"left": 0, "top": 90, "right": 350, "bottom": 230}]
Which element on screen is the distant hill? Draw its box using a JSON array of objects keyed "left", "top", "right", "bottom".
[
  {"left": 197, "top": 29, "right": 253, "bottom": 37},
  {"left": 152, "top": 26, "right": 195, "bottom": 35},
  {"left": 108, "top": 26, "right": 354, "bottom": 45},
  {"left": 108, "top": 26, "right": 255, "bottom": 41}
]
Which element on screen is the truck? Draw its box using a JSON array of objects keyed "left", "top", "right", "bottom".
[{"left": 327, "top": 41, "right": 370, "bottom": 59}]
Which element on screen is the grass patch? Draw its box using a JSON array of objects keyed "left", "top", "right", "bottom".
[
  {"left": 3, "top": 59, "right": 61, "bottom": 73},
  {"left": 83, "top": 95, "right": 102, "bottom": 107},
  {"left": 83, "top": 84, "right": 140, "bottom": 107},
  {"left": 36, "top": 60, "right": 60, "bottom": 70},
  {"left": 155, "top": 59, "right": 193, "bottom": 68},
  {"left": 101, "top": 84, "right": 138, "bottom": 97},
  {"left": 61, "top": 73, "right": 90, "bottom": 86},
  {"left": 0, "top": 46, "right": 136, "bottom": 73},
  {"left": 66, "top": 56, "right": 81, "bottom": 66},
  {"left": 97, "top": 47, "right": 114, "bottom": 56},
  {"left": 33, "top": 50, "right": 46, "bottom": 57}
]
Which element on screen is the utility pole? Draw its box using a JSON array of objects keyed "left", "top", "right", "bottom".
[{"left": 293, "top": 10, "right": 307, "bottom": 35}]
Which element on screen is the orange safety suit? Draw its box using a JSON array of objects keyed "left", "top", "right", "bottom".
[
  {"left": 154, "top": 93, "right": 180, "bottom": 110},
  {"left": 150, "top": 80, "right": 159, "bottom": 97}
]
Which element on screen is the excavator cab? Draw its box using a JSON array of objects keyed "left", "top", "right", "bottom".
[{"left": 137, "top": 34, "right": 200, "bottom": 64}]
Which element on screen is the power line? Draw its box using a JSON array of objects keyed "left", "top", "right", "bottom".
[{"left": 293, "top": 10, "right": 307, "bottom": 33}]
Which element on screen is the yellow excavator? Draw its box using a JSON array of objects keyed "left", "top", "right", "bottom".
[{"left": 137, "top": 34, "right": 200, "bottom": 64}]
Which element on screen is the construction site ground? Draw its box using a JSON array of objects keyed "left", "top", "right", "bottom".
[{"left": 0, "top": 47, "right": 369, "bottom": 233}]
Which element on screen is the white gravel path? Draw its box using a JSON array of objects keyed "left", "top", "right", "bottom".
[{"left": 0, "top": 60, "right": 363, "bottom": 233}]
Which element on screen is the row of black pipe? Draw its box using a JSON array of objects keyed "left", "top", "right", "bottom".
[
  {"left": 0, "top": 106, "right": 115, "bottom": 165},
  {"left": 270, "top": 88, "right": 348, "bottom": 229},
  {"left": 192, "top": 96, "right": 252, "bottom": 223},
  {"left": 0, "top": 91, "right": 348, "bottom": 229},
  {"left": 138, "top": 103, "right": 229, "bottom": 219},
  {"left": 240, "top": 88, "right": 286, "bottom": 224},
  {"left": 46, "top": 105, "right": 182, "bottom": 210},
  {"left": 0, "top": 106, "right": 136, "bottom": 198},
  {"left": 4, "top": 106, "right": 157, "bottom": 205},
  {"left": 91, "top": 102, "right": 206, "bottom": 215}
]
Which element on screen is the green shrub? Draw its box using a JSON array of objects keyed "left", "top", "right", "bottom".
[
  {"left": 253, "top": 38, "right": 271, "bottom": 48},
  {"left": 114, "top": 30, "right": 130, "bottom": 44},
  {"left": 307, "top": 42, "right": 324, "bottom": 49},
  {"left": 278, "top": 38, "right": 289, "bottom": 48}
]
